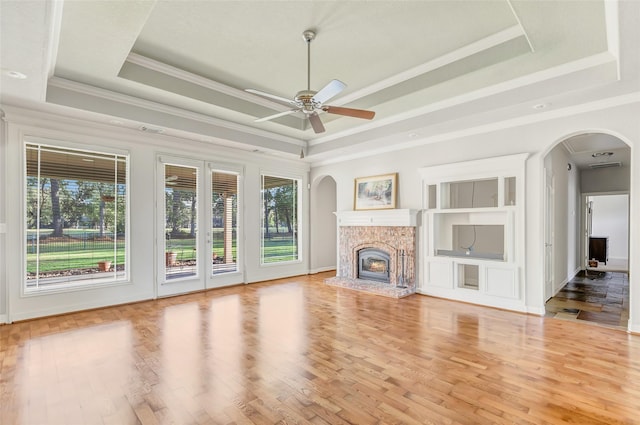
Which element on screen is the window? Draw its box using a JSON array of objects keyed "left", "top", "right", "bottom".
[
  {"left": 261, "top": 174, "right": 300, "bottom": 264},
  {"left": 211, "top": 170, "right": 239, "bottom": 274},
  {"left": 25, "top": 143, "right": 128, "bottom": 290}
]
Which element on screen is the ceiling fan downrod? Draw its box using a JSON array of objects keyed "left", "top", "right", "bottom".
[{"left": 302, "top": 30, "right": 315, "bottom": 91}]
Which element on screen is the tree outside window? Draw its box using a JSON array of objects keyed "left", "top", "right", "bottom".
[
  {"left": 25, "top": 144, "right": 128, "bottom": 289},
  {"left": 261, "top": 175, "right": 300, "bottom": 263}
]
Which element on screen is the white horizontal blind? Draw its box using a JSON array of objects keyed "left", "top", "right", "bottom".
[{"left": 25, "top": 143, "right": 128, "bottom": 290}]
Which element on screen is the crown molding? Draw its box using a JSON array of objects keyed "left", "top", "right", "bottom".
[
  {"left": 506, "top": 0, "right": 534, "bottom": 52},
  {"left": 310, "top": 92, "right": 640, "bottom": 167},
  {"left": 0, "top": 103, "right": 310, "bottom": 168},
  {"left": 310, "top": 51, "right": 617, "bottom": 146},
  {"left": 47, "top": 77, "right": 303, "bottom": 146}
]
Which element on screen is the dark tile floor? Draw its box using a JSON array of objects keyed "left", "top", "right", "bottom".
[{"left": 545, "top": 270, "right": 629, "bottom": 329}]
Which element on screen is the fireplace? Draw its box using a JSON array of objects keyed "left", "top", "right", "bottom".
[
  {"left": 325, "top": 209, "right": 418, "bottom": 298},
  {"left": 358, "top": 248, "right": 391, "bottom": 283}
]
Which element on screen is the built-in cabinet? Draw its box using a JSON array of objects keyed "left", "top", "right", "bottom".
[
  {"left": 418, "top": 154, "right": 528, "bottom": 312},
  {"left": 588, "top": 236, "right": 608, "bottom": 264}
]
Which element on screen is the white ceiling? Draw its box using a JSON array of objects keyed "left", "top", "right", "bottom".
[{"left": 1, "top": 1, "right": 639, "bottom": 165}]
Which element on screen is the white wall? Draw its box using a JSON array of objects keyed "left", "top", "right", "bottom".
[
  {"left": 309, "top": 176, "right": 337, "bottom": 273},
  {"left": 568, "top": 160, "right": 581, "bottom": 275},
  {"left": 2, "top": 101, "right": 639, "bottom": 331},
  {"left": 581, "top": 165, "right": 630, "bottom": 192},
  {"left": 0, "top": 112, "right": 7, "bottom": 322},
  {"left": 590, "top": 194, "right": 629, "bottom": 261},
  {"left": 310, "top": 100, "right": 639, "bottom": 325},
  {"left": 1, "top": 106, "right": 310, "bottom": 322},
  {"left": 544, "top": 144, "right": 581, "bottom": 293}
]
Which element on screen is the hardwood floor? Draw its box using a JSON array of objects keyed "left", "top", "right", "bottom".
[{"left": 2, "top": 271, "right": 640, "bottom": 424}]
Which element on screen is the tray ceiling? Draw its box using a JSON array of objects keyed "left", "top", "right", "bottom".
[{"left": 1, "top": 1, "right": 638, "bottom": 163}]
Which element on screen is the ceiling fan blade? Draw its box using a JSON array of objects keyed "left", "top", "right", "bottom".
[
  {"left": 312, "top": 79, "right": 346, "bottom": 104},
  {"left": 245, "top": 89, "right": 297, "bottom": 107},
  {"left": 308, "top": 112, "right": 325, "bottom": 133},
  {"left": 324, "top": 105, "right": 375, "bottom": 120},
  {"left": 255, "top": 109, "right": 298, "bottom": 123}
]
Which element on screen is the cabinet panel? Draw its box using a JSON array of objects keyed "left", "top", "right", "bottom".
[
  {"left": 427, "top": 260, "right": 453, "bottom": 289},
  {"left": 485, "top": 266, "right": 518, "bottom": 299}
]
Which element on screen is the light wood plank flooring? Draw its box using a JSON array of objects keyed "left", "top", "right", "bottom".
[{"left": 2, "top": 271, "right": 640, "bottom": 424}]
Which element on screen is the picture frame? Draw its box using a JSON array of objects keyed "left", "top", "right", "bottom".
[{"left": 354, "top": 173, "right": 398, "bottom": 210}]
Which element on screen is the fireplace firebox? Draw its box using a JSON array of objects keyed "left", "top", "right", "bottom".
[{"left": 358, "top": 248, "right": 391, "bottom": 283}]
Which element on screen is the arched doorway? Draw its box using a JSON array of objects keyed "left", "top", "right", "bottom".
[
  {"left": 309, "top": 175, "right": 337, "bottom": 274},
  {"left": 542, "top": 132, "right": 631, "bottom": 329}
]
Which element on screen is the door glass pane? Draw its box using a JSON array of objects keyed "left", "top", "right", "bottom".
[
  {"left": 211, "top": 171, "right": 238, "bottom": 274},
  {"left": 165, "top": 164, "right": 197, "bottom": 280}
]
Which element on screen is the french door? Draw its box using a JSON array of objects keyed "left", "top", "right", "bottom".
[{"left": 157, "top": 156, "right": 242, "bottom": 297}]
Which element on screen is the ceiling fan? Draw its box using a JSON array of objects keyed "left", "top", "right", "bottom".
[{"left": 245, "top": 30, "right": 375, "bottom": 134}]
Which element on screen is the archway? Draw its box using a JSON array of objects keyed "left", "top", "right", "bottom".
[
  {"left": 309, "top": 175, "right": 337, "bottom": 274},
  {"left": 542, "top": 132, "right": 631, "bottom": 329}
]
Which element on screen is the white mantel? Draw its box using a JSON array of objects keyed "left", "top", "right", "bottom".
[{"left": 334, "top": 209, "right": 420, "bottom": 227}]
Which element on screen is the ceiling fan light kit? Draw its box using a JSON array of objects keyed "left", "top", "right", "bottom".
[{"left": 245, "top": 30, "right": 375, "bottom": 134}]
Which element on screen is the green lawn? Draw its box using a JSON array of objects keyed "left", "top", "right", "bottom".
[
  {"left": 262, "top": 235, "right": 298, "bottom": 263},
  {"left": 27, "top": 229, "right": 298, "bottom": 274},
  {"left": 27, "top": 246, "right": 125, "bottom": 273}
]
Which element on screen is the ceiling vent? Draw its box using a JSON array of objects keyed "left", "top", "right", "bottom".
[
  {"left": 588, "top": 161, "right": 621, "bottom": 169},
  {"left": 139, "top": 125, "right": 164, "bottom": 134}
]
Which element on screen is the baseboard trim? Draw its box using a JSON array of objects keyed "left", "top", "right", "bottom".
[
  {"left": 629, "top": 321, "right": 640, "bottom": 334},
  {"left": 308, "top": 267, "right": 336, "bottom": 275},
  {"left": 0, "top": 314, "right": 8, "bottom": 324},
  {"left": 527, "top": 306, "right": 546, "bottom": 316}
]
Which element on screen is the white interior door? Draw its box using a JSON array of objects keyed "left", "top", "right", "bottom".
[
  {"left": 157, "top": 156, "right": 205, "bottom": 297},
  {"left": 544, "top": 172, "right": 554, "bottom": 301}
]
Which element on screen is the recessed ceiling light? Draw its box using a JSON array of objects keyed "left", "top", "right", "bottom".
[
  {"left": 109, "top": 119, "right": 123, "bottom": 125},
  {"left": 4, "top": 70, "right": 27, "bottom": 79},
  {"left": 533, "top": 103, "right": 550, "bottom": 110}
]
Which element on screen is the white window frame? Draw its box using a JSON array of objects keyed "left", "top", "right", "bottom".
[
  {"left": 260, "top": 172, "right": 303, "bottom": 266},
  {"left": 23, "top": 138, "right": 131, "bottom": 294}
]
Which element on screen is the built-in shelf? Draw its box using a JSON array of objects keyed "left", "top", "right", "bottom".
[
  {"left": 417, "top": 153, "right": 528, "bottom": 312},
  {"left": 437, "top": 250, "right": 504, "bottom": 260}
]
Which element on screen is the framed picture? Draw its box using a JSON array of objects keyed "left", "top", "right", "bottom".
[{"left": 354, "top": 173, "right": 398, "bottom": 210}]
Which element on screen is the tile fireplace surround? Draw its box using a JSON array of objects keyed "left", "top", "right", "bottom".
[{"left": 325, "top": 209, "right": 419, "bottom": 298}]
